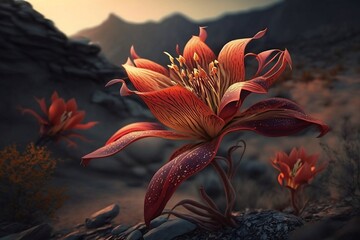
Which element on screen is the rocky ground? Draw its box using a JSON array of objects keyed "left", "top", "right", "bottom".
[{"left": 1, "top": 199, "right": 358, "bottom": 240}]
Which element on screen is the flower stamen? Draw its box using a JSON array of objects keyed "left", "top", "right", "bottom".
[
  {"left": 291, "top": 158, "right": 303, "bottom": 177},
  {"left": 165, "top": 52, "right": 222, "bottom": 114}
]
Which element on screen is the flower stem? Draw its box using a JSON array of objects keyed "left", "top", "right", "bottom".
[
  {"left": 290, "top": 189, "right": 299, "bottom": 215},
  {"left": 212, "top": 160, "right": 237, "bottom": 227},
  {"left": 167, "top": 141, "right": 246, "bottom": 230}
]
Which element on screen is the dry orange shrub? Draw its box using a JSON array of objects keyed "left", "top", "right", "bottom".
[{"left": 0, "top": 143, "right": 65, "bottom": 223}]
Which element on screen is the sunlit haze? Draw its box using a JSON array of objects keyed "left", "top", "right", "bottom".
[{"left": 27, "top": 0, "right": 281, "bottom": 35}]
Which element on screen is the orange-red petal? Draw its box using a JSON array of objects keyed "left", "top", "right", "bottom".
[
  {"left": 51, "top": 91, "right": 59, "bottom": 102},
  {"left": 130, "top": 46, "right": 169, "bottom": 77},
  {"left": 48, "top": 98, "right": 66, "bottom": 125},
  {"left": 144, "top": 137, "right": 221, "bottom": 226},
  {"left": 134, "top": 58, "right": 170, "bottom": 77},
  {"left": 183, "top": 27, "right": 216, "bottom": 70},
  {"left": 227, "top": 98, "right": 329, "bottom": 138},
  {"left": 218, "top": 81, "right": 267, "bottom": 122},
  {"left": 66, "top": 98, "right": 78, "bottom": 113},
  {"left": 122, "top": 65, "right": 172, "bottom": 92},
  {"left": 116, "top": 80, "right": 225, "bottom": 139},
  {"left": 105, "top": 122, "right": 188, "bottom": 145},
  {"left": 218, "top": 29, "right": 266, "bottom": 86},
  {"left": 82, "top": 125, "right": 188, "bottom": 166},
  {"left": 277, "top": 173, "right": 285, "bottom": 186},
  {"left": 19, "top": 107, "right": 48, "bottom": 125},
  {"left": 293, "top": 162, "right": 314, "bottom": 186},
  {"left": 277, "top": 161, "right": 291, "bottom": 179},
  {"left": 288, "top": 148, "right": 299, "bottom": 169},
  {"left": 248, "top": 49, "right": 292, "bottom": 90},
  {"left": 63, "top": 111, "right": 85, "bottom": 130}
]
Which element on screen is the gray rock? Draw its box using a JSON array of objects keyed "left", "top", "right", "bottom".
[
  {"left": 144, "top": 219, "right": 196, "bottom": 240},
  {"left": 61, "top": 230, "right": 84, "bottom": 240},
  {"left": 84, "top": 225, "right": 113, "bottom": 238},
  {"left": 0, "top": 223, "right": 52, "bottom": 240},
  {"left": 85, "top": 204, "right": 120, "bottom": 229},
  {"left": 126, "top": 229, "right": 143, "bottom": 240},
  {"left": 149, "top": 216, "right": 168, "bottom": 229},
  {"left": 111, "top": 225, "right": 129, "bottom": 236},
  {"left": 91, "top": 90, "right": 152, "bottom": 118}
]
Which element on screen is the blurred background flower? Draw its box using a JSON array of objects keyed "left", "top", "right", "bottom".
[{"left": 19, "top": 91, "right": 98, "bottom": 147}]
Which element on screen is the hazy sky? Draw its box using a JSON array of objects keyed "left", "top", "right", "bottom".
[{"left": 27, "top": 0, "right": 281, "bottom": 35}]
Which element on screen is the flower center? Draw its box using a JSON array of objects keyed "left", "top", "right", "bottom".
[
  {"left": 48, "top": 111, "right": 72, "bottom": 136},
  {"left": 291, "top": 158, "right": 303, "bottom": 177},
  {"left": 60, "top": 111, "right": 72, "bottom": 123},
  {"left": 166, "top": 52, "right": 222, "bottom": 114}
]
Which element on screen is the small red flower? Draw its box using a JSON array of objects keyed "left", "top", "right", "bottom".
[
  {"left": 272, "top": 147, "right": 326, "bottom": 190},
  {"left": 272, "top": 147, "right": 327, "bottom": 214},
  {"left": 20, "top": 91, "right": 98, "bottom": 147}
]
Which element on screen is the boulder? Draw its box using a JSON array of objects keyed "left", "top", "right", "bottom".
[
  {"left": 111, "top": 224, "right": 129, "bottom": 236},
  {"left": 85, "top": 204, "right": 120, "bottom": 229},
  {"left": 125, "top": 229, "right": 142, "bottom": 240}
]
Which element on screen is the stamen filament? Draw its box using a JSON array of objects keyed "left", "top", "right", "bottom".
[{"left": 165, "top": 52, "right": 223, "bottom": 114}]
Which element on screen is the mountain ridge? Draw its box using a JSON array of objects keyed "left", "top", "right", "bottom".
[{"left": 73, "top": 0, "right": 360, "bottom": 66}]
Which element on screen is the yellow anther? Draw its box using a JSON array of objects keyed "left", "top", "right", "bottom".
[
  {"left": 168, "top": 64, "right": 179, "bottom": 72},
  {"left": 177, "top": 55, "right": 186, "bottom": 65},
  {"left": 193, "top": 68, "right": 199, "bottom": 78},
  {"left": 164, "top": 50, "right": 222, "bottom": 114},
  {"left": 193, "top": 52, "right": 199, "bottom": 62},
  {"left": 173, "top": 65, "right": 179, "bottom": 72}
]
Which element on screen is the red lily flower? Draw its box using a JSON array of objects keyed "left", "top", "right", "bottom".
[
  {"left": 271, "top": 147, "right": 326, "bottom": 214},
  {"left": 82, "top": 28, "right": 329, "bottom": 226},
  {"left": 272, "top": 147, "right": 326, "bottom": 191},
  {"left": 20, "top": 91, "right": 98, "bottom": 147}
]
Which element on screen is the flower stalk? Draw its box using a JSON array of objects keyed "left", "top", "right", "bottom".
[{"left": 164, "top": 141, "right": 246, "bottom": 230}]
